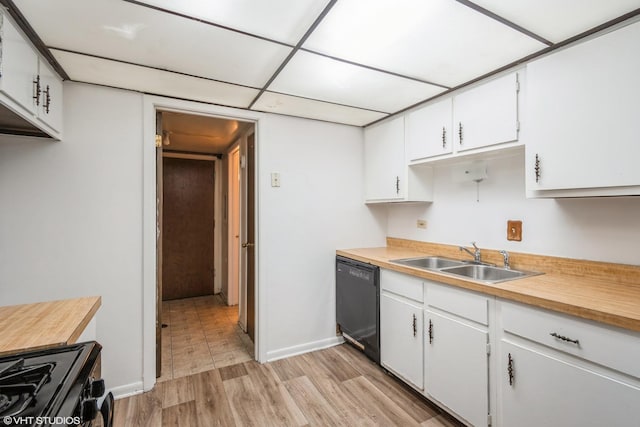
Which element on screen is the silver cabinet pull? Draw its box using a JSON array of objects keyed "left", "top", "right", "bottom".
[
  {"left": 428, "top": 319, "right": 433, "bottom": 344},
  {"left": 33, "top": 75, "right": 42, "bottom": 105},
  {"left": 458, "top": 122, "right": 463, "bottom": 144},
  {"left": 535, "top": 154, "right": 541, "bottom": 183},
  {"left": 44, "top": 85, "right": 51, "bottom": 114},
  {"left": 550, "top": 332, "right": 580, "bottom": 346},
  {"left": 507, "top": 353, "right": 515, "bottom": 386},
  {"left": 412, "top": 314, "right": 417, "bottom": 337},
  {"left": 442, "top": 127, "right": 446, "bottom": 148},
  {"left": 396, "top": 176, "right": 400, "bottom": 195}
]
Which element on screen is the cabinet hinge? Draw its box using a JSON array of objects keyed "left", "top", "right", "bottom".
[
  {"left": 516, "top": 121, "right": 520, "bottom": 133},
  {"left": 515, "top": 74, "right": 520, "bottom": 93},
  {"left": 488, "top": 414, "right": 492, "bottom": 426},
  {"left": 486, "top": 343, "right": 491, "bottom": 355}
]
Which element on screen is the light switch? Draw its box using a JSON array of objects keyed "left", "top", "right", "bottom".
[{"left": 271, "top": 172, "right": 281, "bottom": 187}]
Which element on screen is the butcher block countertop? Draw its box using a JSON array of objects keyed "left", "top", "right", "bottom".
[
  {"left": 0, "top": 296, "right": 101, "bottom": 356},
  {"left": 338, "top": 238, "right": 640, "bottom": 333}
]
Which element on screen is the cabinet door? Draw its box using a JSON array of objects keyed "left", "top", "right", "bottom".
[
  {"left": 499, "top": 341, "right": 640, "bottom": 427},
  {"left": 406, "top": 98, "right": 453, "bottom": 161},
  {"left": 364, "top": 117, "right": 405, "bottom": 201},
  {"left": 453, "top": 73, "right": 519, "bottom": 152},
  {"left": 381, "top": 292, "right": 423, "bottom": 389},
  {"left": 37, "top": 59, "right": 63, "bottom": 133},
  {"left": 525, "top": 21, "right": 640, "bottom": 192},
  {"left": 0, "top": 15, "right": 39, "bottom": 114},
  {"left": 426, "top": 311, "right": 489, "bottom": 427}
]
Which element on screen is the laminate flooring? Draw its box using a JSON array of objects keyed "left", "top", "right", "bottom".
[
  {"left": 115, "top": 309, "right": 463, "bottom": 426},
  {"left": 158, "top": 295, "right": 254, "bottom": 383}
]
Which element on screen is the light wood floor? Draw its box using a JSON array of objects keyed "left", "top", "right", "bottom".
[
  {"left": 115, "top": 295, "right": 462, "bottom": 426},
  {"left": 158, "top": 295, "right": 254, "bottom": 383}
]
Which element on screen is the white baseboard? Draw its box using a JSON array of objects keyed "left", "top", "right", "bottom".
[
  {"left": 266, "top": 336, "right": 345, "bottom": 362},
  {"left": 110, "top": 381, "right": 145, "bottom": 399}
]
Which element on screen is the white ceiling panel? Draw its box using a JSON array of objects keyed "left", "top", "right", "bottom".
[
  {"left": 252, "top": 92, "right": 387, "bottom": 126},
  {"left": 270, "top": 51, "right": 446, "bottom": 113},
  {"left": 473, "top": 0, "right": 640, "bottom": 43},
  {"left": 132, "top": 0, "right": 332, "bottom": 44},
  {"left": 14, "top": 0, "right": 292, "bottom": 87},
  {"left": 52, "top": 50, "right": 259, "bottom": 108},
  {"left": 303, "top": 0, "right": 546, "bottom": 87}
]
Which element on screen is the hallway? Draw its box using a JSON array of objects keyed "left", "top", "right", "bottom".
[{"left": 158, "top": 295, "right": 254, "bottom": 382}]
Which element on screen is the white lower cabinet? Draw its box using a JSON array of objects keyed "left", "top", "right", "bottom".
[
  {"left": 497, "top": 300, "right": 640, "bottom": 427},
  {"left": 498, "top": 340, "right": 640, "bottom": 427},
  {"left": 425, "top": 282, "right": 491, "bottom": 427},
  {"left": 380, "top": 270, "right": 424, "bottom": 390},
  {"left": 425, "top": 311, "right": 489, "bottom": 427}
]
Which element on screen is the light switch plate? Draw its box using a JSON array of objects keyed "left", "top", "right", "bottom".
[{"left": 271, "top": 172, "right": 281, "bottom": 187}]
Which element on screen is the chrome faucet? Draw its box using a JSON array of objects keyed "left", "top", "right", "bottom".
[
  {"left": 459, "top": 242, "right": 482, "bottom": 263},
  {"left": 500, "top": 250, "right": 510, "bottom": 269}
]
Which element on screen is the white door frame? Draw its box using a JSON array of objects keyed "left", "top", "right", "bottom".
[{"left": 142, "top": 95, "right": 264, "bottom": 391}]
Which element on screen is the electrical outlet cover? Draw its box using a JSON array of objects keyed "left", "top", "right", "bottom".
[{"left": 507, "top": 220, "right": 522, "bottom": 241}]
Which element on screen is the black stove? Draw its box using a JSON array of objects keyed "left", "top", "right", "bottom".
[{"left": 0, "top": 342, "right": 112, "bottom": 427}]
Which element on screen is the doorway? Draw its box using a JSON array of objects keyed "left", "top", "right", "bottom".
[{"left": 154, "top": 110, "right": 256, "bottom": 381}]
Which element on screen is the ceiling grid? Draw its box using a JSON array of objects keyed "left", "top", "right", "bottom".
[{"left": 4, "top": 0, "right": 640, "bottom": 126}]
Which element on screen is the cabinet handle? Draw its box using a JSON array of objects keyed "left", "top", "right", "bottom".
[
  {"left": 534, "top": 154, "right": 541, "bottom": 183},
  {"left": 428, "top": 319, "right": 433, "bottom": 344},
  {"left": 442, "top": 127, "right": 446, "bottom": 148},
  {"left": 458, "top": 122, "right": 463, "bottom": 145},
  {"left": 396, "top": 176, "right": 400, "bottom": 195},
  {"left": 550, "top": 332, "right": 580, "bottom": 346},
  {"left": 33, "top": 75, "right": 42, "bottom": 106},
  {"left": 44, "top": 85, "right": 51, "bottom": 114},
  {"left": 507, "top": 353, "right": 515, "bottom": 386},
  {"left": 412, "top": 314, "right": 417, "bottom": 337}
]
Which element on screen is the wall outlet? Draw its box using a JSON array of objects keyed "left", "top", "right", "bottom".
[
  {"left": 507, "top": 220, "right": 522, "bottom": 241},
  {"left": 417, "top": 219, "right": 427, "bottom": 229}
]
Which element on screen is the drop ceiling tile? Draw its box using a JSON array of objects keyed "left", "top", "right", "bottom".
[
  {"left": 303, "top": 0, "right": 547, "bottom": 87},
  {"left": 252, "top": 92, "right": 387, "bottom": 126},
  {"left": 472, "top": 0, "right": 640, "bottom": 43},
  {"left": 14, "top": 0, "right": 292, "bottom": 87},
  {"left": 270, "top": 51, "right": 446, "bottom": 113},
  {"left": 52, "top": 50, "right": 259, "bottom": 108},
  {"left": 130, "top": 0, "right": 332, "bottom": 44}
]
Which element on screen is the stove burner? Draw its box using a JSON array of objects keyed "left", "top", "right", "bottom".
[
  {"left": 0, "top": 359, "right": 55, "bottom": 418},
  {"left": 0, "top": 393, "right": 10, "bottom": 412}
]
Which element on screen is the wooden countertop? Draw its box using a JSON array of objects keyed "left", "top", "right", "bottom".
[
  {"left": 338, "top": 239, "right": 640, "bottom": 333},
  {"left": 0, "top": 296, "right": 101, "bottom": 356}
]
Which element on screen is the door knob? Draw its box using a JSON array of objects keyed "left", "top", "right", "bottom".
[{"left": 241, "top": 242, "right": 254, "bottom": 248}]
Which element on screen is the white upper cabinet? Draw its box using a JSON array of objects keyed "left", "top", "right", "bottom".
[
  {"left": 364, "top": 116, "right": 433, "bottom": 203},
  {"left": 406, "top": 97, "right": 453, "bottom": 161},
  {"left": 0, "top": 14, "right": 39, "bottom": 115},
  {"left": 36, "top": 58, "right": 63, "bottom": 133},
  {"left": 524, "top": 21, "right": 640, "bottom": 197},
  {"left": 453, "top": 72, "right": 520, "bottom": 152},
  {"left": 364, "top": 116, "right": 406, "bottom": 201},
  {"left": 0, "top": 11, "right": 63, "bottom": 139}
]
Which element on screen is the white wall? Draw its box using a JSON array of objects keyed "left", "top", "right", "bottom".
[
  {"left": 387, "top": 152, "right": 640, "bottom": 265},
  {"left": 259, "top": 114, "right": 387, "bottom": 360},
  {"left": 0, "top": 82, "right": 144, "bottom": 395},
  {"left": 0, "top": 82, "right": 387, "bottom": 394}
]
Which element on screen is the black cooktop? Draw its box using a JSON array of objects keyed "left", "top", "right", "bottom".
[{"left": 0, "top": 342, "right": 100, "bottom": 423}]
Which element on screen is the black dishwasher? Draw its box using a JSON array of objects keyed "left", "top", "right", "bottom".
[{"left": 336, "top": 255, "right": 380, "bottom": 364}]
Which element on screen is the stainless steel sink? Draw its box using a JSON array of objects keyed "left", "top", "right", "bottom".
[
  {"left": 391, "top": 256, "right": 466, "bottom": 270},
  {"left": 439, "top": 264, "right": 541, "bottom": 283}
]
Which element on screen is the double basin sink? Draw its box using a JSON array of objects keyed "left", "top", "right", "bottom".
[{"left": 390, "top": 256, "right": 542, "bottom": 284}]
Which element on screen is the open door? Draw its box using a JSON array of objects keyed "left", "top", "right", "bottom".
[
  {"left": 244, "top": 133, "right": 256, "bottom": 341},
  {"left": 155, "top": 113, "right": 163, "bottom": 378}
]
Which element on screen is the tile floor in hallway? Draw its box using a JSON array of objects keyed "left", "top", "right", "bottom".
[{"left": 158, "top": 294, "right": 254, "bottom": 382}]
